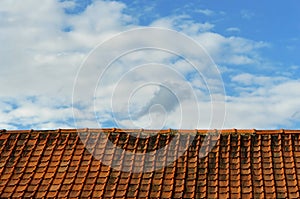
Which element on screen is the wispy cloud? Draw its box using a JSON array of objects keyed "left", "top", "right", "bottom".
[
  {"left": 150, "top": 15, "right": 215, "bottom": 33},
  {"left": 195, "top": 9, "right": 215, "bottom": 16},
  {"left": 226, "top": 27, "right": 240, "bottom": 33},
  {"left": 240, "top": 10, "right": 255, "bottom": 19}
]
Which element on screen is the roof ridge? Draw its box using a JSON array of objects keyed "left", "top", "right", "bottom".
[{"left": 1, "top": 128, "right": 300, "bottom": 134}]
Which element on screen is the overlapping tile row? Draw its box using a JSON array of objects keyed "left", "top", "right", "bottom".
[{"left": 1, "top": 129, "right": 300, "bottom": 198}]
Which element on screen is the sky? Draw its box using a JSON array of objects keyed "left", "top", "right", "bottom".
[{"left": 0, "top": 0, "right": 300, "bottom": 130}]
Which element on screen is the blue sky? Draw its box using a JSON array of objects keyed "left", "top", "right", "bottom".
[{"left": 0, "top": 0, "right": 300, "bottom": 129}]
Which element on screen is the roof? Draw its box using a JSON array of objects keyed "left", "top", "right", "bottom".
[{"left": 0, "top": 128, "right": 300, "bottom": 198}]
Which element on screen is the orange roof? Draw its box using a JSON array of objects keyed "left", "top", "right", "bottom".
[{"left": 0, "top": 129, "right": 300, "bottom": 198}]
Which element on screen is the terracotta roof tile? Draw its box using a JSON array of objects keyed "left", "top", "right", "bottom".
[{"left": 1, "top": 129, "right": 300, "bottom": 198}]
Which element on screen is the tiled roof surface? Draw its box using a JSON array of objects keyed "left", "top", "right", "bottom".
[{"left": 1, "top": 129, "right": 300, "bottom": 198}]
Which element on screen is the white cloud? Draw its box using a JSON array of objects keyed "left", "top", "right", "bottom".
[
  {"left": 0, "top": 96, "right": 73, "bottom": 129},
  {"left": 61, "top": 0, "right": 77, "bottom": 9},
  {"left": 226, "top": 27, "right": 240, "bottom": 33},
  {"left": 0, "top": 0, "right": 135, "bottom": 129},
  {"left": 195, "top": 9, "right": 215, "bottom": 16},
  {"left": 231, "top": 73, "right": 287, "bottom": 86},
  {"left": 0, "top": 0, "right": 297, "bottom": 130},
  {"left": 150, "top": 15, "right": 215, "bottom": 34},
  {"left": 290, "top": 65, "right": 300, "bottom": 70},
  {"left": 225, "top": 75, "right": 300, "bottom": 129},
  {"left": 192, "top": 32, "right": 268, "bottom": 65}
]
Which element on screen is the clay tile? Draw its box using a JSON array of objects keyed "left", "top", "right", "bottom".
[
  {"left": 0, "top": 133, "right": 10, "bottom": 140},
  {"left": 284, "top": 129, "right": 300, "bottom": 134},
  {"left": 35, "top": 191, "right": 47, "bottom": 198},
  {"left": 3, "top": 128, "right": 300, "bottom": 198},
  {"left": 58, "top": 191, "right": 69, "bottom": 198},
  {"left": 69, "top": 190, "right": 81, "bottom": 198},
  {"left": 81, "top": 190, "right": 92, "bottom": 198},
  {"left": 265, "top": 193, "right": 276, "bottom": 198},
  {"left": 256, "top": 130, "right": 280, "bottom": 135}
]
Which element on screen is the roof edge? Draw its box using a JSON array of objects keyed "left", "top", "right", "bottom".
[{"left": 1, "top": 128, "right": 300, "bottom": 134}]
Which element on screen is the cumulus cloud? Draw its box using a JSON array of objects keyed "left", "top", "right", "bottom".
[
  {"left": 191, "top": 32, "right": 268, "bottom": 66},
  {"left": 0, "top": 0, "right": 134, "bottom": 129},
  {"left": 0, "top": 0, "right": 298, "bottom": 130},
  {"left": 226, "top": 75, "right": 300, "bottom": 129}
]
